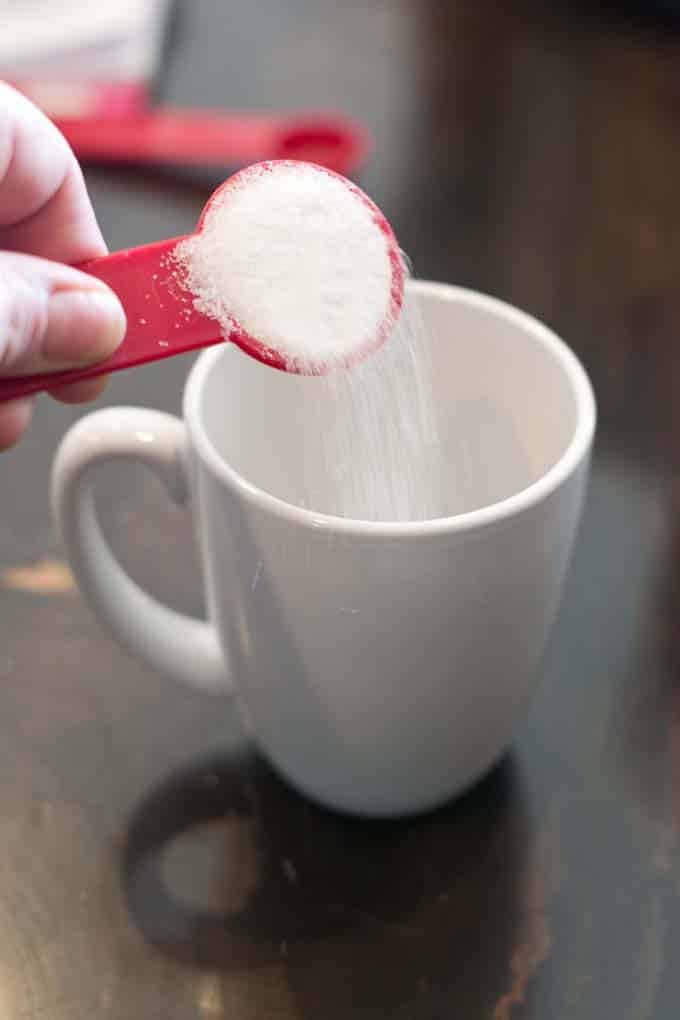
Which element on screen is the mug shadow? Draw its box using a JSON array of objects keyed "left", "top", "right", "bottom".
[{"left": 123, "top": 748, "right": 530, "bottom": 1014}]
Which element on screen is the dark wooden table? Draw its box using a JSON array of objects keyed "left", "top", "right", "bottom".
[{"left": 2, "top": 1, "right": 680, "bottom": 1016}]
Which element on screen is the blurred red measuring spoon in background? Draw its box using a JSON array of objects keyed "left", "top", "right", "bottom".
[
  {"left": 12, "top": 78, "right": 370, "bottom": 176},
  {"left": 53, "top": 109, "right": 369, "bottom": 177}
]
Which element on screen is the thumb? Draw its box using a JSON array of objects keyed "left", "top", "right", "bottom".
[{"left": 0, "top": 251, "right": 125, "bottom": 376}]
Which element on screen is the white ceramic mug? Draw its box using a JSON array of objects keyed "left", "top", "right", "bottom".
[{"left": 51, "top": 282, "right": 596, "bottom": 817}]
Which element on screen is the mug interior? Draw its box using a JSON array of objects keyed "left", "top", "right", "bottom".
[{"left": 193, "top": 282, "right": 593, "bottom": 522}]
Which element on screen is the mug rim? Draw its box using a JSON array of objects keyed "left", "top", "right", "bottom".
[{"left": 184, "top": 280, "right": 597, "bottom": 537}]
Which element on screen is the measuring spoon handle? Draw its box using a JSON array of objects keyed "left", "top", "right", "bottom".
[{"left": 0, "top": 237, "right": 221, "bottom": 403}]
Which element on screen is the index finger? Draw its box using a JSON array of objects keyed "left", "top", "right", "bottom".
[{"left": 0, "top": 81, "right": 107, "bottom": 264}]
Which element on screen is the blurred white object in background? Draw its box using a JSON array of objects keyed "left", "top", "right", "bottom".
[{"left": 0, "top": 0, "right": 171, "bottom": 115}]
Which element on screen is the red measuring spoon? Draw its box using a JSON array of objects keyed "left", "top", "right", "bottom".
[
  {"left": 52, "top": 110, "right": 369, "bottom": 177},
  {"left": 0, "top": 161, "right": 404, "bottom": 403},
  {"left": 12, "top": 78, "right": 369, "bottom": 176}
]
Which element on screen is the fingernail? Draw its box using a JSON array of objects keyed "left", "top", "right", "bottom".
[{"left": 44, "top": 288, "right": 127, "bottom": 367}]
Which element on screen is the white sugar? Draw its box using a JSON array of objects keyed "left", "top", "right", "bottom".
[
  {"left": 177, "top": 161, "right": 442, "bottom": 523},
  {"left": 175, "top": 163, "right": 396, "bottom": 373},
  {"left": 306, "top": 273, "right": 443, "bottom": 522}
]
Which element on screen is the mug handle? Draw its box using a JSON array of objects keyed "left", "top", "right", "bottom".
[{"left": 51, "top": 407, "right": 228, "bottom": 694}]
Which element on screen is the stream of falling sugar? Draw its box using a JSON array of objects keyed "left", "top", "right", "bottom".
[{"left": 307, "top": 273, "right": 443, "bottom": 522}]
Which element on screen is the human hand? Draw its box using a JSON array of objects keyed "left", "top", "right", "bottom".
[{"left": 0, "top": 82, "right": 126, "bottom": 451}]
